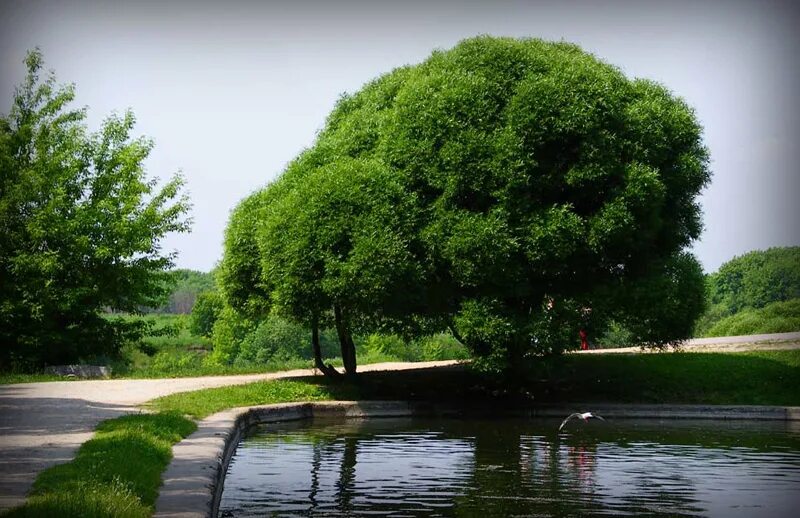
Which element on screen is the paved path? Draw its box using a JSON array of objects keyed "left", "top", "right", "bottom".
[
  {"left": 1, "top": 332, "right": 798, "bottom": 511},
  {"left": 0, "top": 360, "right": 455, "bottom": 511},
  {"left": 578, "top": 331, "right": 800, "bottom": 354}
]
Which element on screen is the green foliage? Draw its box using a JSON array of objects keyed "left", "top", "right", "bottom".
[
  {"left": 150, "top": 269, "right": 216, "bottom": 314},
  {"left": 218, "top": 188, "right": 277, "bottom": 319},
  {"left": 189, "top": 290, "right": 223, "bottom": 337},
  {"left": 416, "top": 333, "right": 471, "bottom": 361},
  {"left": 219, "top": 36, "right": 710, "bottom": 372},
  {"left": 693, "top": 247, "right": 800, "bottom": 336},
  {"left": 702, "top": 299, "right": 800, "bottom": 337},
  {"left": 236, "top": 314, "right": 312, "bottom": 364},
  {"left": 357, "top": 332, "right": 471, "bottom": 362},
  {"left": 695, "top": 247, "right": 800, "bottom": 335},
  {"left": 4, "top": 412, "right": 196, "bottom": 517},
  {"left": 358, "top": 333, "right": 412, "bottom": 361},
  {"left": 595, "top": 320, "right": 637, "bottom": 348},
  {"left": 709, "top": 247, "right": 800, "bottom": 312},
  {"left": 0, "top": 49, "right": 190, "bottom": 370},
  {"left": 259, "top": 157, "right": 425, "bottom": 325},
  {"left": 206, "top": 306, "right": 255, "bottom": 365}
]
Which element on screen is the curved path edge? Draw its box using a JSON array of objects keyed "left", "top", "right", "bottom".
[{"left": 153, "top": 401, "right": 800, "bottom": 518}]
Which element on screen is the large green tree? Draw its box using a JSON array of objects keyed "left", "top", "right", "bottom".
[
  {"left": 222, "top": 36, "right": 711, "bottom": 374},
  {"left": 0, "top": 50, "right": 190, "bottom": 369}
]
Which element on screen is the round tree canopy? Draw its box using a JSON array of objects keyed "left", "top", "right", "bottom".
[{"left": 222, "top": 36, "right": 711, "bottom": 369}]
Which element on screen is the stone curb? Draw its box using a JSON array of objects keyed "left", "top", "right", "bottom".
[{"left": 153, "top": 401, "right": 800, "bottom": 517}]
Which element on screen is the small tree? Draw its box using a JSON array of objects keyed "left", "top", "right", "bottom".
[
  {"left": 0, "top": 50, "right": 190, "bottom": 369},
  {"left": 257, "top": 157, "right": 425, "bottom": 376}
]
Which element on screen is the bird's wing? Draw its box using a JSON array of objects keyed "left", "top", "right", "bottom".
[
  {"left": 558, "top": 413, "right": 582, "bottom": 431},
  {"left": 592, "top": 414, "right": 605, "bottom": 421}
]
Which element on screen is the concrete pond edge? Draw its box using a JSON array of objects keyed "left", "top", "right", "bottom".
[{"left": 153, "top": 401, "right": 800, "bottom": 517}]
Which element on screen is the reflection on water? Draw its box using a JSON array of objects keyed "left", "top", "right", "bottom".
[{"left": 219, "top": 417, "right": 800, "bottom": 517}]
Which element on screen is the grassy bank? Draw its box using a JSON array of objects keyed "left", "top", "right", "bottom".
[
  {"left": 3, "top": 413, "right": 196, "bottom": 518},
  {"left": 5, "top": 349, "right": 799, "bottom": 517}
]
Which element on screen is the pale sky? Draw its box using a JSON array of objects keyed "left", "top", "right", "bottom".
[{"left": 2, "top": 0, "right": 798, "bottom": 273}]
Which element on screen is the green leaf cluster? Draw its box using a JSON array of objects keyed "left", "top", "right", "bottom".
[{"left": 0, "top": 50, "right": 190, "bottom": 369}]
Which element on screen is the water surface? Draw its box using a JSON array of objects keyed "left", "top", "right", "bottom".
[{"left": 219, "top": 417, "right": 800, "bottom": 517}]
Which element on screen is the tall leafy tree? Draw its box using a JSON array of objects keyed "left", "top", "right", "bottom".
[
  {"left": 0, "top": 50, "right": 190, "bottom": 369},
  {"left": 221, "top": 36, "right": 711, "bottom": 374}
]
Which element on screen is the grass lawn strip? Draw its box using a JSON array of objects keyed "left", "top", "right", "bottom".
[
  {"left": 2, "top": 413, "right": 196, "bottom": 518},
  {"left": 4, "top": 350, "right": 799, "bottom": 517}
]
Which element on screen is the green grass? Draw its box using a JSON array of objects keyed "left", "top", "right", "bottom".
[
  {"left": 0, "top": 373, "right": 78, "bottom": 384},
  {"left": 2, "top": 412, "right": 196, "bottom": 518},
  {"left": 524, "top": 349, "right": 800, "bottom": 406},
  {"left": 118, "top": 356, "right": 314, "bottom": 380},
  {"left": 148, "top": 378, "right": 360, "bottom": 419}
]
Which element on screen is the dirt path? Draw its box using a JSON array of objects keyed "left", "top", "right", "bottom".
[
  {"left": 579, "top": 331, "right": 800, "bottom": 354},
  {"left": 1, "top": 331, "right": 798, "bottom": 510}
]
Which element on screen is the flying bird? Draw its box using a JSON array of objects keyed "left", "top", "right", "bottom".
[{"left": 558, "top": 412, "right": 605, "bottom": 432}]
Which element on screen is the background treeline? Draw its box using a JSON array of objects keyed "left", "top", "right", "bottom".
[
  {"left": 145, "top": 269, "right": 216, "bottom": 314},
  {"left": 694, "top": 246, "right": 800, "bottom": 337}
]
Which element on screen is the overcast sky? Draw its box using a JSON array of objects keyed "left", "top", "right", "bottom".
[{"left": 2, "top": 0, "right": 798, "bottom": 273}]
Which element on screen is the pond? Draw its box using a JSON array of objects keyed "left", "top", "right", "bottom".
[{"left": 219, "top": 416, "right": 800, "bottom": 517}]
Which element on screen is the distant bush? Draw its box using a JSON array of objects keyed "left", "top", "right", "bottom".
[
  {"left": 358, "top": 334, "right": 413, "bottom": 361},
  {"left": 355, "top": 332, "right": 469, "bottom": 362},
  {"left": 206, "top": 307, "right": 256, "bottom": 365},
  {"left": 190, "top": 291, "right": 223, "bottom": 337},
  {"left": 595, "top": 321, "right": 637, "bottom": 348},
  {"left": 150, "top": 350, "right": 204, "bottom": 375},
  {"left": 236, "top": 315, "right": 311, "bottom": 364},
  {"left": 143, "top": 269, "right": 217, "bottom": 314},
  {"left": 416, "top": 333, "right": 470, "bottom": 360},
  {"left": 703, "top": 299, "right": 800, "bottom": 337}
]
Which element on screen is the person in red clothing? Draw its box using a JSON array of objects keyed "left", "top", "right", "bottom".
[
  {"left": 579, "top": 306, "right": 592, "bottom": 350},
  {"left": 579, "top": 328, "right": 589, "bottom": 350}
]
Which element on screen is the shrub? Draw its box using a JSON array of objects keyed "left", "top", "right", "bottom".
[
  {"left": 236, "top": 315, "right": 311, "bottom": 364},
  {"left": 206, "top": 307, "right": 254, "bottom": 365},
  {"left": 417, "top": 333, "right": 470, "bottom": 360},
  {"left": 190, "top": 291, "right": 223, "bottom": 337}
]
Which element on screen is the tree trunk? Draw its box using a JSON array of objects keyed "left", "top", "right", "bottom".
[
  {"left": 311, "top": 314, "right": 340, "bottom": 378},
  {"left": 448, "top": 322, "right": 466, "bottom": 346},
  {"left": 334, "top": 304, "right": 357, "bottom": 377}
]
